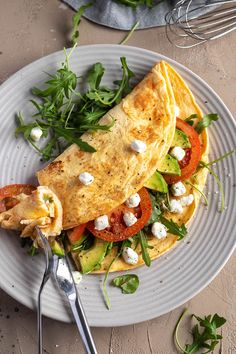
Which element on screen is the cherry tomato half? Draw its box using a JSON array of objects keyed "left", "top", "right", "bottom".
[
  {"left": 86, "top": 188, "right": 152, "bottom": 242},
  {"left": 164, "top": 118, "right": 201, "bottom": 184}
]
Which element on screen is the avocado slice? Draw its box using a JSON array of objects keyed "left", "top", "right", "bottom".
[
  {"left": 144, "top": 171, "right": 168, "bottom": 193},
  {"left": 158, "top": 154, "right": 181, "bottom": 176},
  {"left": 171, "top": 129, "right": 191, "bottom": 148},
  {"left": 51, "top": 240, "right": 65, "bottom": 257},
  {"left": 77, "top": 238, "right": 109, "bottom": 274}
]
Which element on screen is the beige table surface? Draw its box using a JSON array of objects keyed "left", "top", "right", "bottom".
[{"left": 0, "top": 1, "right": 235, "bottom": 353}]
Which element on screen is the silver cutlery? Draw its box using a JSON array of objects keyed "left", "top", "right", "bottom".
[
  {"left": 53, "top": 255, "right": 98, "bottom": 354},
  {"left": 35, "top": 226, "right": 54, "bottom": 354},
  {"left": 35, "top": 226, "right": 98, "bottom": 354}
]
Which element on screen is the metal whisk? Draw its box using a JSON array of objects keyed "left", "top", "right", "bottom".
[{"left": 165, "top": 0, "right": 236, "bottom": 48}]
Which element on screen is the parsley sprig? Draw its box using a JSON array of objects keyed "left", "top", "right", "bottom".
[
  {"left": 175, "top": 308, "right": 226, "bottom": 354},
  {"left": 15, "top": 48, "right": 134, "bottom": 161}
]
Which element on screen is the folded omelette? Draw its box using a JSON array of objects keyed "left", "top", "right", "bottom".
[
  {"left": 37, "top": 61, "right": 176, "bottom": 229},
  {"left": 0, "top": 60, "right": 208, "bottom": 274}
]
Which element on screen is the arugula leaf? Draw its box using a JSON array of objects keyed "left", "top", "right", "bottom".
[
  {"left": 185, "top": 114, "right": 198, "bottom": 126},
  {"left": 159, "top": 215, "right": 187, "bottom": 240},
  {"left": 71, "top": 3, "right": 93, "bottom": 46},
  {"left": 195, "top": 113, "right": 219, "bottom": 134},
  {"left": 53, "top": 126, "right": 96, "bottom": 152},
  {"left": 146, "top": 192, "right": 161, "bottom": 225},
  {"left": 120, "top": 20, "right": 140, "bottom": 45},
  {"left": 174, "top": 309, "right": 226, "bottom": 354},
  {"left": 138, "top": 230, "right": 151, "bottom": 267},
  {"left": 112, "top": 274, "right": 139, "bottom": 294},
  {"left": 114, "top": 0, "right": 154, "bottom": 8},
  {"left": 16, "top": 48, "right": 134, "bottom": 161},
  {"left": 87, "top": 63, "right": 105, "bottom": 91}
]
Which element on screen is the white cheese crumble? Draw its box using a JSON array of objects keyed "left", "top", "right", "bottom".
[
  {"left": 122, "top": 247, "right": 138, "bottom": 265},
  {"left": 169, "top": 199, "right": 183, "bottom": 214},
  {"left": 131, "top": 140, "right": 147, "bottom": 153},
  {"left": 169, "top": 146, "right": 186, "bottom": 161},
  {"left": 123, "top": 212, "right": 138, "bottom": 227},
  {"left": 30, "top": 127, "right": 43, "bottom": 142},
  {"left": 72, "top": 271, "right": 82, "bottom": 285},
  {"left": 94, "top": 215, "right": 109, "bottom": 230},
  {"left": 125, "top": 193, "right": 141, "bottom": 208},
  {"left": 171, "top": 181, "right": 186, "bottom": 197},
  {"left": 151, "top": 222, "right": 167, "bottom": 239},
  {"left": 180, "top": 194, "right": 194, "bottom": 207},
  {"left": 175, "top": 105, "right": 180, "bottom": 117},
  {"left": 79, "top": 172, "right": 94, "bottom": 185}
]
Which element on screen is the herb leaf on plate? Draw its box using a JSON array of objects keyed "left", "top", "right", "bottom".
[
  {"left": 71, "top": 3, "right": 93, "bottom": 46},
  {"left": 112, "top": 274, "right": 139, "bottom": 294},
  {"left": 159, "top": 215, "right": 187, "bottom": 240},
  {"left": 195, "top": 113, "right": 219, "bottom": 134},
  {"left": 15, "top": 48, "right": 135, "bottom": 161}
]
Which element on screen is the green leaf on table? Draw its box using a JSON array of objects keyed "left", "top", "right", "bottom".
[
  {"left": 112, "top": 274, "right": 139, "bottom": 294},
  {"left": 71, "top": 3, "right": 93, "bottom": 46},
  {"left": 174, "top": 309, "right": 226, "bottom": 354}
]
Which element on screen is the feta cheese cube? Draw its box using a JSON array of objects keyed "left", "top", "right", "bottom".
[
  {"left": 180, "top": 194, "right": 194, "bottom": 207},
  {"left": 94, "top": 215, "right": 109, "bottom": 230},
  {"left": 125, "top": 193, "right": 141, "bottom": 208},
  {"left": 171, "top": 181, "right": 186, "bottom": 197},
  {"left": 169, "top": 146, "right": 186, "bottom": 161},
  {"left": 79, "top": 172, "right": 94, "bottom": 185},
  {"left": 30, "top": 127, "right": 43, "bottom": 142},
  {"left": 123, "top": 212, "right": 138, "bottom": 227},
  {"left": 151, "top": 222, "right": 167, "bottom": 239},
  {"left": 122, "top": 247, "right": 138, "bottom": 265},
  {"left": 169, "top": 199, "right": 183, "bottom": 214},
  {"left": 131, "top": 140, "right": 147, "bottom": 153}
]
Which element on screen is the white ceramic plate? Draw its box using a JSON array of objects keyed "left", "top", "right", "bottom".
[{"left": 0, "top": 45, "right": 235, "bottom": 327}]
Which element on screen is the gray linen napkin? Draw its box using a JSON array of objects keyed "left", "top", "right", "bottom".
[{"left": 63, "top": 0, "right": 219, "bottom": 30}]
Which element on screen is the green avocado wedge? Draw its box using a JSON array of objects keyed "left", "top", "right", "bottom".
[
  {"left": 158, "top": 154, "right": 181, "bottom": 176},
  {"left": 78, "top": 238, "right": 109, "bottom": 274},
  {"left": 51, "top": 239, "right": 65, "bottom": 257},
  {"left": 171, "top": 129, "right": 191, "bottom": 148},
  {"left": 144, "top": 171, "right": 168, "bottom": 193}
]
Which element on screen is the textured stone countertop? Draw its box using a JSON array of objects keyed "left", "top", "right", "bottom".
[{"left": 0, "top": 1, "right": 235, "bottom": 353}]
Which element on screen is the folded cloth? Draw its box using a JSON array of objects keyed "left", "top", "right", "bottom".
[{"left": 63, "top": 0, "right": 219, "bottom": 30}]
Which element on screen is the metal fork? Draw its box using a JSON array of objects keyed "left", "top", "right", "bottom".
[
  {"left": 35, "top": 226, "right": 54, "bottom": 354},
  {"left": 35, "top": 226, "right": 98, "bottom": 354}
]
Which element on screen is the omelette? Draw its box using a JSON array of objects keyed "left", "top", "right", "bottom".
[{"left": 0, "top": 60, "right": 209, "bottom": 275}]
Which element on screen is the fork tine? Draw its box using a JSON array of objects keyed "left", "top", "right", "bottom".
[{"left": 35, "top": 226, "right": 54, "bottom": 354}]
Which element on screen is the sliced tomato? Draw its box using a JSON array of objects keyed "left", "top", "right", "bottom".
[
  {"left": 67, "top": 223, "right": 87, "bottom": 245},
  {"left": 87, "top": 187, "right": 152, "bottom": 242},
  {"left": 0, "top": 184, "right": 36, "bottom": 213},
  {"left": 164, "top": 118, "right": 201, "bottom": 184}
]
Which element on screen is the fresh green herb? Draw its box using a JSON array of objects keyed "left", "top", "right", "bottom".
[
  {"left": 138, "top": 230, "right": 151, "bottom": 266},
  {"left": 114, "top": 0, "right": 154, "bottom": 8},
  {"left": 159, "top": 215, "right": 187, "bottom": 240},
  {"left": 71, "top": 3, "right": 93, "bottom": 46},
  {"left": 71, "top": 233, "right": 94, "bottom": 252},
  {"left": 185, "top": 114, "right": 198, "bottom": 126},
  {"left": 195, "top": 113, "right": 219, "bottom": 134},
  {"left": 199, "top": 161, "right": 225, "bottom": 212},
  {"left": 102, "top": 240, "right": 130, "bottom": 309},
  {"left": 186, "top": 180, "right": 209, "bottom": 206},
  {"left": 112, "top": 274, "right": 139, "bottom": 294},
  {"left": 120, "top": 20, "right": 140, "bottom": 45},
  {"left": 15, "top": 49, "right": 135, "bottom": 161},
  {"left": 206, "top": 149, "right": 236, "bottom": 167},
  {"left": 28, "top": 245, "right": 38, "bottom": 256},
  {"left": 175, "top": 308, "right": 226, "bottom": 354},
  {"left": 185, "top": 113, "right": 219, "bottom": 133},
  {"left": 146, "top": 192, "right": 162, "bottom": 225}
]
